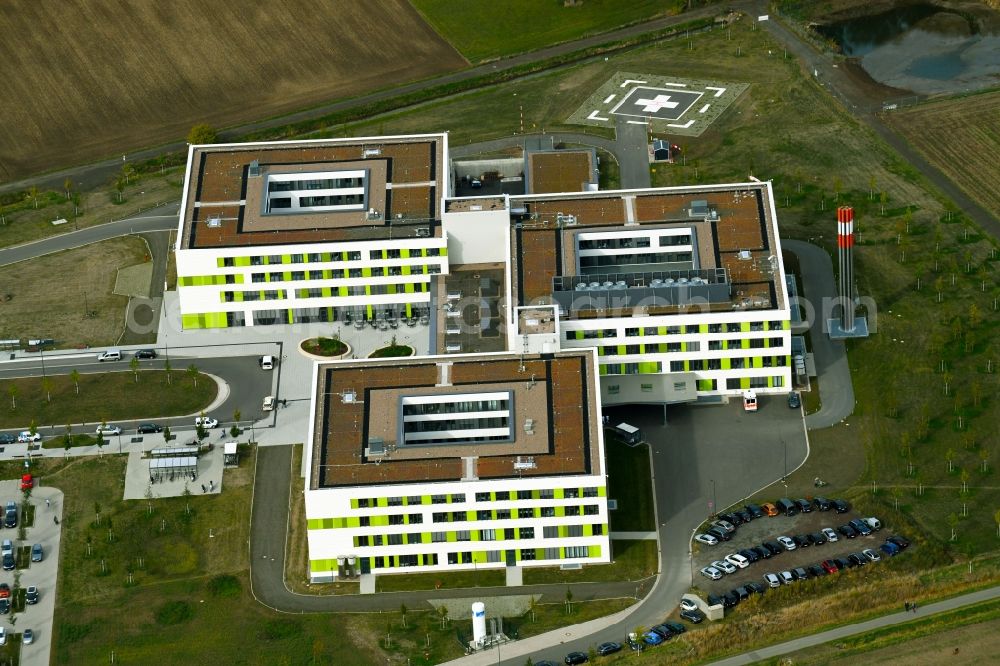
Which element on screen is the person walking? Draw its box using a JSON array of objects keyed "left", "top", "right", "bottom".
[{"left": 45, "top": 498, "right": 50, "bottom": 509}]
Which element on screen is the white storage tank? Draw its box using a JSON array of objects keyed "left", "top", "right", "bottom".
[{"left": 471, "top": 602, "right": 487, "bottom": 645}]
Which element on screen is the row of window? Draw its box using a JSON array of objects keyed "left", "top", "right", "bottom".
[
  {"left": 577, "top": 235, "right": 691, "bottom": 251},
  {"left": 353, "top": 487, "right": 601, "bottom": 509},
  {"left": 217, "top": 247, "right": 443, "bottom": 268},
  {"left": 598, "top": 337, "right": 785, "bottom": 355},
  {"left": 250, "top": 264, "right": 436, "bottom": 283},
  {"left": 354, "top": 524, "right": 603, "bottom": 547},
  {"left": 365, "top": 545, "right": 596, "bottom": 571},
  {"left": 567, "top": 320, "right": 785, "bottom": 341}
]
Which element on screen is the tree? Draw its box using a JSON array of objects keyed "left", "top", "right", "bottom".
[
  {"left": 63, "top": 177, "right": 74, "bottom": 200},
  {"left": 980, "top": 446, "right": 990, "bottom": 473},
  {"left": 41, "top": 376, "right": 53, "bottom": 403},
  {"left": 163, "top": 358, "right": 172, "bottom": 384},
  {"left": 400, "top": 603, "right": 408, "bottom": 628},
  {"left": 528, "top": 595, "right": 537, "bottom": 622},
  {"left": 94, "top": 502, "right": 102, "bottom": 527},
  {"left": 7, "top": 384, "right": 17, "bottom": 410},
  {"left": 130, "top": 356, "right": 140, "bottom": 383},
  {"left": 122, "top": 162, "right": 137, "bottom": 185},
  {"left": 588, "top": 646, "right": 599, "bottom": 664},
  {"left": 163, "top": 426, "right": 172, "bottom": 444},
  {"left": 946, "top": 448, "right": 955, "bottom": 473},
  {"left": 868, "top": 175, "right": 877, "bottom": 200},
  {"left": 187, "top": 123, "right": 218, "bottom": 145},
  {"left": 27, "top": 186, "right": 39, "bottom": 209},
  {"left": 949, "top": 512, "right": 959, "bottom": 541},
  {"left": 70, "top": 369, "right": 81, "bottom": 395},
  {"left": 437, "top": 605, "right": 448, "bottom": 629},
  {"left": 187, "top": 364, "right": 199, "bottom": 387},
  {"left": 28, "top": 419, "right": 37, "bottom": 440},
  {"left": 114, "top": 176, "right": 125, "bottom": 203},
  {"left": 960, "top": 468, "right": 970, "bottom": 495},
  {"left": 564, "top": 588, "right": 574, "bottom": 615},
  {"left": 65, "top": 423, "right": 73, "bottom": 447},
  {"left": 879, "top": 191, "right": 888, "bottom": 216},
  {"left": 96, "top": 420, "right": 106, "bottom": 457},
  {"left": 196, "top": 413, "right": 207, "bottom": 441}
]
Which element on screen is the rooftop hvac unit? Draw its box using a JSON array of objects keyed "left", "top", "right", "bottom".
[
  {"left": 416, "top": 228, "right": 430, "bottom": 237},
  {"left": 738, "top": 250, "right": 752, "bottom": 260},
  {"left": 248, "top": 160, "right": 261, "bottom": 177},
  {"left": 513, "top": 456, "right": 537, "bottom": 469},
  {"left": 363, "top": 148, "right": 381, "bottom": 157},
  {"left": 207, "top": 217, "right": 222, "bottom": 228}
]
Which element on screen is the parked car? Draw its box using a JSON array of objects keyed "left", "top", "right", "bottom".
[
  {"left": 679, "top": 598, "right": 699, "bottom": 612},
  {"left": 862, "top": 548, "right": 882, "bottom": 562},
  {"left": 22, "top": 629, "right": 33, "bottom": 645},
  {"left": 794, "top": 498, "right": 813, "bottom": 513},
  {"left": 880, "top": 541, "right": 901, "bottom": 557},
  {"left": 745, "top": 503, "right": 765, "bottom": 519},
  {"left": 745, "top": 581, "right": 766, "bottom": 595},
  {"left": 25, "top": 586, "right": 37, "bottom": 605},
  {"left": 722, "top": 591, "right": 739, "bottom": 608},
  {"left": 0, "top": 434, "right": 15, "bottom": 445},
  {"left": 712, "top": 560, "right": 737, "bottom": 575},
  {"left": 718, "top": 512, "right": 742, "bottom": 527},
  {"left": 95, "top": 424, "right": 122, "bottom": 436},
  {"left": 807, "top": 564, "right": 827, "bottom": 577},
  {"left": 849, "top": 518, "right": 873, "bottom": 536},
  {"left": 20, "top": 474, "right": 33, "bottom": 491},
  {"left": 838, "top": 524, "right": 858, "bottom": 539},
  {"left": 0, "top": 626, "right": 5, "bottom": 644},
  {"left": 597, "top": 642, "right": 622, "bottom": 656},
  {"left": 787, "top": 392, "right": 801, "bottom": 408},
  {"left": 792, "top": 535, "right": 810, "bottom": 549},
  {"left": 195, "top": 416, "right": 219, "bottom": 429},
  {"left": 0, "top": 584, "right": 10, "bottom": 599},
  {"left": 663, "top": 621, "right": 686, "bottom": 636},
  {"left": 808, "top": 532, "right": 827, "bottom": 546},
  {"left": 31, "top": 543, "right": 42, "bottom": 562},
  {"left": 832, "top": 498, "right": 851, "bottom": 513},
  {"left": 650, "top": 624, "right": 673, "bottom": 640},
  {"left": 821, "top": 559, "right": 839, "bottom": 574},
  {"left": 866, "top": 517, "right": 883, "bottom": 531},
  {"left": 735, "top": 509, "right": 754, "bottom": 524},
  {"left": 886, "top": 535, "right": 911, "bottom": 549},
  {"left": 776, "top": 536, "right": 797, "bottom": 551},
  {"left": 752, "top": 545, "right": 773, "bottom": 559},
  {"left": 792, "top": 567, "right": 810, "bottom": 580},
  {"left": 694, "top": 533, "right": 718, "bottom": 546},
  {"left": 2, "top": 554, "right": 14, "bottom": 571},
  {"left": 700, "top": 566, "right": 723, "bottom": 581},
  {"left": 626, "top": 634, "right": 644, "bottom": 652},
  {"left": 732, "top": 586, "right": 750, "bottom": 602},
  {"left": 134, "top": 349, "right": 158, "bottom": 359},
  {"left": 764, "top": 573, "right": 781, "bottom": 588},
  {"left": 96, "top": 349, "right": 121, "bottom": 362},
  {"left": 763, "top": 540, "right": 784, "bottom": 556},
  {"left": 0, "top": 600, "right": 7, "bottom": 615},
  {"left": 680, "top": 608, "right": 705, "bottom": 624},
  {"left": 706, "top": 527, "right": 731, "bottom": 542},
  {"left": 263, "top": 395, "right": 276, "bottom": 412},
  {"left": 137, "top": 423, "right": 163, "bottom": 434},
  {"left": 776, "top": 498, "right": 799, "bottom": 516},
  {"left": 711, "top": 519, "right": 736, "bottom": 534},
  {"left": 725, "top": 553, "right": 750, "bottom": 569},
  {"left": 761, "top": 502, "right": 780, "bottom": 517},
  {"left": 642, "top": 631, "right": 664, "bottom": 646},
  {"left": 834, "top": 557, "right": 852, "bottom": 570},
  {"left": 822, "top": 527, "right": 840, "bottom": 542},
  {"left": 849, "top": 552, "right": 868, "bottom": 567},
  {"left": 564, "top": 651, "right": 588, "bottom": 665},
  {"left": 813, "top": 497, "right": 832, "bottom": 511},
  {"left": 707, "top": 594, "right": 725, "bottom": 607},
  {"left": 779, "top": 570, "right": 795, "bottom": 584},
  {"left": 17, "top": 431, "right": 41, "bottom": 443},
  {"left": 738, "top": 548, "right": 760, "bottom": 563}
]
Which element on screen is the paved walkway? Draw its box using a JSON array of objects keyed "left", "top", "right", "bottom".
[
  {"left": 610, "top": 531, "right": 658, "bottom": 540},
  {"left": 707, "top": 583, "right": 1000, "bottom": 665},
  {"left": 783, "top": 240, "right": 856, "bottom": 429}
]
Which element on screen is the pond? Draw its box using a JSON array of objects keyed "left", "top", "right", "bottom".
[{"left": 817, "top": 3, "right": 1000, "bottom": 95}]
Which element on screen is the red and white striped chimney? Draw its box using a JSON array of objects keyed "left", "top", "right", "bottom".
[{"left": 837, "top": 206, "right": 855, "bottom": 332}]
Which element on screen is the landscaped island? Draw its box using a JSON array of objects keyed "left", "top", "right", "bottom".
[
  {"left": 368, "top": 343, "right": 414, "bottom": 358},
  {"left": 300, "top": 337, "right": 349, "bottom": 357}
]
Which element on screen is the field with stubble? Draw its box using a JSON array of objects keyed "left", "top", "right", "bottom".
[
  {"left": 885, "top": 91, "right": 1000, "bottom": 216},
  {"left": 0, "top": 0, "right": 466, "bottom": 181}
]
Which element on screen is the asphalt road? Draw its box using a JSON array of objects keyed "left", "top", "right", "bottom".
[
  {"left": 783, "top": 240, "right": 856, "bottom": 429},
  {"left": 0, "top": 354, "right": 271, "bottom": 438},
  {"left": 0, "top": 202, "right": 179, "bottom": 267},
  {"left": 614, "top": 116, "right": 653, "bottom": 189}
]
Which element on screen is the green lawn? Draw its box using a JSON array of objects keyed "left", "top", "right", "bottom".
[
  {"left": 606, "top": 441, "right": 655, "bottom": 531},
  {"left": 411, "top": 0, "right": 686, "bottom": 62},
  {"left": 375, "top": 567, "right": 505, "bottom": 593},
  {"left": 369, "top": 344, "right": 414, "bottom": 358},
  {"left": 523, "top": 539, "right": 657, "bottom": 585},
  {"left": 0, "top": 370, "right": 216, "bottom": 430}
]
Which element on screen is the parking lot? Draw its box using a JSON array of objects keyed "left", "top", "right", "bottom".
[
  {"left": 692, "top": 501, "right": 901, "bottom": 596},
  {"left": 0, "top": 480, "right": 60, "bottom": 665}
]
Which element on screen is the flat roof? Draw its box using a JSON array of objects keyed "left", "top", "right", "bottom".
[
  {"left": 508, "top": 183, "right": 786, "bottom": 317},
  {"left": 179, "top": 135, "right": 446, "bottom": 250},
  {"left": 309, "top": 350, "right": 602, "bottom": 489},
  {"left": 526, "top": 150, "right": 597, "bottom": 194}
]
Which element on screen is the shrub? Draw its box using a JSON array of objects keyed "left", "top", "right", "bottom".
[
  {"left": 154, "top": 600, "right": 194, "bottom": 626},
  {"left": 207, "top": 574, "right": 241, "bottom": 598},
  {"left": 259, "top": 619, "right": 303, "bottom": 640}
]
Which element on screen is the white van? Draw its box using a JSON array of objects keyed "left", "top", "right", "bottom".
[
  {"left": 259, "top": 355, "right": 274, "bottom": 370},
  {"left": 97, "top": 349, "right": 122, "bottom": 362}
]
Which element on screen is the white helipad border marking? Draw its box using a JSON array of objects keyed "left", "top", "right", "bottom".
[
  {"left": 667, "top": 120, "right": 696, "bottom": 129},
  {"left": 611, "top": 87, "right": 703, "bottom": 122},
  {"left": 587, "top": 110, "right": 609, "bottom": 122},
  {"left": 602, "top": 94, "right": 616, "bottom": 104},
  {"left": 626, "top": 120, "right": 648, "bottom": 125},
  {"left": 706, "top": 86, "right": 727, "bottom": 97},
  {"left": 620, "top": 79, "right": 647, "bottom": 88},
  {"left": 659, "top": 82, "right": 689, "bottom": 88},
  {"left": 698, "top": 104, "right": 711, "bottom": 114}
]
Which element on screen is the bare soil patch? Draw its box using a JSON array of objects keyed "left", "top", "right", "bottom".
[{"left": 0, "top": 0, "right": 466, "bottom": 180}]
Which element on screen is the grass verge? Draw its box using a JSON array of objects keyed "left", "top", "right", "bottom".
[
  {"left": 607, "top": 441, "right": 655, "bottom": 532},
  {"left": 1, "top": 370, "right": 216, "bottom": 430},
  {"left": 523, "top": 540, "right": 657, "bottom": 586}
]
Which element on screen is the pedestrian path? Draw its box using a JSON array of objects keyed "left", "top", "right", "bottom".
[
  {"left": 707, "top": 583, "right": 1000, "bottom": 666},
  {"left": 610, "top": 531, "right": 657, "bottom": 540}
]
